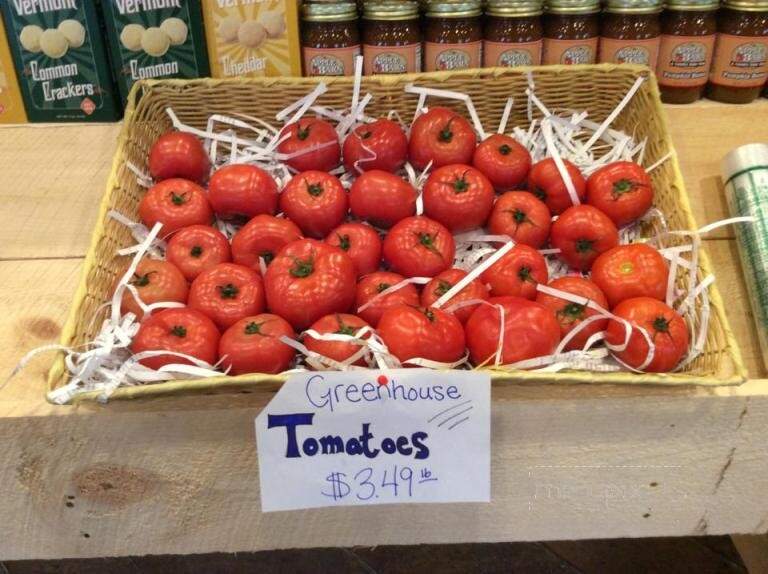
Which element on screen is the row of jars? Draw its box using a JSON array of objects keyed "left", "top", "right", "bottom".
[{"left": 300, "top": 0, "right": 768, "bottom": 104}]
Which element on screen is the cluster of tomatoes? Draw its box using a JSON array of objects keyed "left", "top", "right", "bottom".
[{"left": 124, "top": 106, "right": 689, "bottom": 377}]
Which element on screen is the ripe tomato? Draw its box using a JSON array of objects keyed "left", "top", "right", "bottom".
[
  {"left": 139, "top": 178, "right": 213, "bottom": 236},
  {"left": 586, "top": 161, "right": 653, "bottom": 228},
  {"left": 279, "top": 171, "right": 348, "bottom": 238},
  {"left": 131, "top": 307, "right": 219, "bottom": 370},
  {"left": 465, "top": 296, "right": 561, "bottom": 366},
  {"left": 188, "top": 263, "right": 266, "bottom": 330},
  {"left": 265, "top": 239, "right": 356, "bottom": 329},
  {"left": 487, "top": 191, "right": 552, "bottom": 248},
  {"left": 472, "top": 134, "right": 532, "bottom": 190},
  {"left": 605, "top": 297, "right": 689, "bottom": 372},
  {"left": 277, "top": 117, "right": 340, "bottom": 172},
  {"left": 482, "top": 244, "right": 549, "bottom": 299},
  {"left": 207, "top": 164, "right": 278, "bottom": 222},
  {"left": 383, "top": 216, "right": 455, "bottom": 278},
  {"left": 355, "top": 271, "right": 420, "bottom": 326},
  {"left": 349, "top": 170, "right": 416, "bottom": 228},
  {"left": 535, "top": 276, "right": 609, "bottom": 351},
  {"left": 550, "top": 205, "right": 619, "bottom": 271},
  {"left": 325, "top": 222, "right": 382, "bottom": 277},
  {"left": 231, "top": 214, "right": 302, "bottom": 270},
  {"left": 219, "top": 314, "right": 296, "bottom": 375},
  {"left": 148, "top": 131, "right": 210, "bottom": 184},
  {"left": 342, "top": 118, "right": 408, "bottom": 173},
  {"left": 592, "top": 244, "right": 669, "bottom": 309},
  {"left": 408, "top": 107, "right": 477, "bottom": 170},
  {"left": 166, "top": 225, "right": 231, "bottom": 281},
  {"left": 304, "top": 313, "right": 371, "bottom": 366},
  {"left": 118, "top": 259, "right": 188, "bottom": 318},
  {"left": 422, "top": 164, "right": 495, "bottom": 232},
  {"left": 420, "top": 268, "right": 489, "bottom": 324},
  {"left": 527, "top": 158, "right": 586, "bottom": 215},
  {"left": 378, "top": 305, "right": 466, "bottom": 365}
]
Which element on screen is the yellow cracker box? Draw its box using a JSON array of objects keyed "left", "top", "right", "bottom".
[
  {"left": 0, "top": 13, "right": 27, "bottom": 124},
  {"left": 201, "top": 0, "right": 301, "bottom": 78}
]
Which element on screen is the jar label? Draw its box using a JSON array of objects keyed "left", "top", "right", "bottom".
[
  {"left": 483, "top": 40, "right": 542, "bottom": 67},
  {"left": 424, "top": 41, "right": 482, "bottom": 72},
  {"left": 542, "top": 37, "right": 598, "bottom": 65},
  {"left": 363, "top": 43, "right": 421, "bottom": 74},
  {"left": 709, "top": 34, "right": 768, "bottom": 88},
  {"left": 656, "top": 34, "right": 716, "bottom": 88},
  {"left": 599, "top": 37, "right": 660, "bottom": 68},
  {"left": 302, "top": 45, "right": 361, "bottom": 76}
]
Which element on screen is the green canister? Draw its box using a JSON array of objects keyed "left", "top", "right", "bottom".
[{"left": 722, "top": 143, "right": 768, "bottom": 372}]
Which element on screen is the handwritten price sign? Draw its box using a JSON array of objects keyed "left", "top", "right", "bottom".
[{"left": 255, "top": 369, "right": 491, "bottom": 512}]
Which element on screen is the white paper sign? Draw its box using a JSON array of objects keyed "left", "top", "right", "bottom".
[{"left": 255, "top": 369, "right": 490, "bottom": 512}]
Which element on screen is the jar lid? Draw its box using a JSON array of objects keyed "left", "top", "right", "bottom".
[
  {"left": 664, "top": 0, "right": 719, "bottom": 10},
  {"left": 302, "top": 2, "right": 358, "bottom": 21},
  {"left": 425, "top": 1, "right": 483, "bottom": 17},
  {"left": 486, "top": 0, "right": 544, "bottom": 16},
  {"left": 604, "top": 0, "right": 662, "bottom": 13},
  {"left": 544, "top": 0, "right": 600, "bottom": 14},
  {"left": 722, "top": 0, "right": 768, "bottom": 10},
  {"left": 363, "top": 0, "right": 420, "bottom": 19},
  {"left": 722, "top": 143, "right": 768, "bottom": 185}
]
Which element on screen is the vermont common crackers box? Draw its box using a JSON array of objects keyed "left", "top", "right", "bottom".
[
  {"left": 0, "top": 13, "right": 27, "bottom": 123},
  {"left": 1, "top": 0, "right": 119, "bottom": 122},
  {"left": 100, "top": 0, "right": 210, "bottom": 105},
  {"left": 201, "top": 0, "right": 300, "bottom": 78}
]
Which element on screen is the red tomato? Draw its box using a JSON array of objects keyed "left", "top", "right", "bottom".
[
  {"left": 342, "top": 118, "right": 408, "bottom": 173},
  {"left": 592, "top": 244, "right": 669, "bottom": 309},
  {"left": 325, "top": 222, "right": 382, "bottom": 277},
  {"left": 207, "top": 164, "right": 278, "bottom": 222},
  {"left": 605, "top": 297, "right": 689, "bottom": 372},
  {"left": 355, "top": 271, "right": 420, "bottom": 326},
  {"left": 487, "top": 191, "right": 552, "bottom": 248},
  {"left": 277, "top": 117, "right": 340, "bottom": 172},
  {"left": 408, "top": 107, "right": 477, "bottom": 170},
  {"left": 279, "top": 171, "right": 348, "bottom": 238},
  {"left": 188, "top": 263, "right": 266, "bottom": 330},
  {"left": 383, "top": 216, "right": 455, "bottom": 278},
  {"left": 482, "top": 244, "right": 549, "bottom": 299},
  {"left": 420, "top": 268, "right": 489, "bottom": 324},
  {"left": 118, "top": 259, "right": 188, "bottom": 318},
  {"left": 304, "top": 313, "right": 371, "bottom": 367},
  {"left": 166, "top": 225, "right": 231, "bottom": 281},
  {"left": 148, "top": 131, "right": 210, "bottom": 184},
  {"left": 422, "top": 164, "right": 495, "bottom": 232},
  {"left": 139, "top": 178, "right": 213, "bottom": 236},
  {"left": 131, "top": 307, "right": 219, "bottom": 370},
  {"left": 550, "top": 205, "right": 619, "bottom": 271},
  {"left": 535, "top": 276, "right": 609, "bottom": 351},
  {"left": 472, "top": 134, "right": 532, "bottom": 190},
  {"left": 231, "top": 215, "right": 303, "bottom": 270},
  {"left": 265, "top": 239, "right": 356, "bottom": 330},
  {"left": 349, "top": 170, "right": 416, "bottom": 228},
  {"left": 527, "top": 158, "right": 586, "bottom": 215},
  {"left": 586, "top": 161, "right": 653, "bottom": 227},
  {"left": 219, "top": 314, "right": 296, "bottom": 375},
  {"left": 465, "top": 296, "right": 561, "bottom": 366},
  {"left": 378, "top": 305, "right": 466, "bottom": 365}
]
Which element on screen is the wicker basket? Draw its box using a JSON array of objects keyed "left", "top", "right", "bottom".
[{"left": 47, "top": 64, "right": 747, "bottom": 403}]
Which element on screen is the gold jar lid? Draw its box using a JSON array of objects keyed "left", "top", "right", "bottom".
[
  {"left": 722, "top": 0, "right": 768, "bottom": 10},
  {"left": 363, "top": 0, "right": 420, "bottom": 19},
  {"left": 544, "top": 0, "right": 601, "bottom": 14},
  {"left": 604, "top": 0, "right": 663, "bottom": 13},
  {"left": 487, "top": 0, "right": 544, "bottom": 16},
  {"left": 302, "top": 2, "right": 359, "bottom": 21},
  {"left": 664, "top": 0, "right": 719, "bottom": 10},
  {"left": 425, "top": 1, "right": 483, "bottom": 17}
]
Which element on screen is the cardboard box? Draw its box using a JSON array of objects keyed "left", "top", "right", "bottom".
[
  {"left": 201, "top": 0, "right": 301, "bottom": 78},
  {"left": 0, "top": 13, "right": 26, "bottom": 124},
  {"left": 100, "top": 0, "right": 210, "bottom": 105}
]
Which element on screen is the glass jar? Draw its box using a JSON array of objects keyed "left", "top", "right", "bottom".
[
  {"left": 542, "top": 0, "right": 601, "bottom": 65},
  {"left": 362, "top": 0, "right": 421, "bottom": 74},
  {"left": 656, "top": 0, "right": 718, "bottom": 103},
  {"left": 484, "top": 0, "right": 544, "bottom": 67},
  {"left": 424, "top": 0, "right": 483, "bottom": 71},
  {"left": 707, "top": 0, "right": 768, "bottom": 103},
  {"left": 599, "top": 0, "right": 662, "bottom": 68},
  {"left": 301, "top": 2, "right": 361, "bottom": 77}
]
